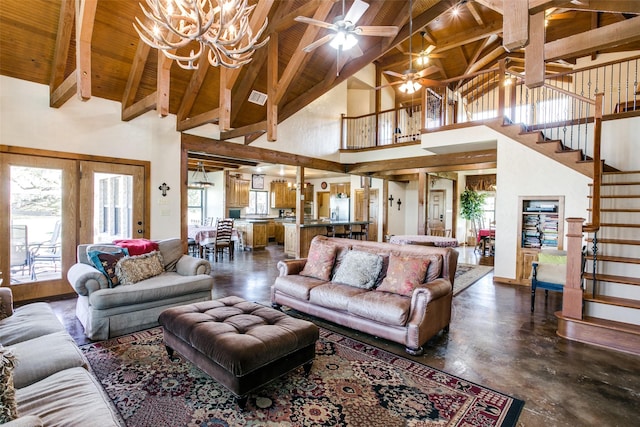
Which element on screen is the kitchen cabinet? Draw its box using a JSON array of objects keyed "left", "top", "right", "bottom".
[
  {"left": 330, "top": 183, "right": 350, "bottom": 198},
  {"left": 228, "top": 174, "right": 250, "bottom": 207},
  {"left": 270, "top": 181, "right": 296, "bottom": 208},
  {"left": 236, "top": 221, "right": 267, "bottom": 250},
  {"left": 274, "top": 221, "right": 285, "bottom": 244}
]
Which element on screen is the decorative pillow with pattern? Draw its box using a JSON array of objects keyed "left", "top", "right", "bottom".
[
  {"left": 300, "top": 242, "right": 337, "bottom": 281},
  {"left": 116, "top": 250, "right": 165, "bottom": 286},
  {"left": 332, "top": 250, "right": 383, "bottom": 289},
  {"left": 377, "top": 254, "right": 431, "bottom": 296},
  {"left": 88, "top": 248, "right": 129, "bottom": 288},
  {"left": 0, "top": 345, "right": 18, "bottom": 423}
]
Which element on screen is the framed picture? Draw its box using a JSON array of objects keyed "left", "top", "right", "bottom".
[{"left": 252, "top": 174, "right": 265, "bottom": 189}]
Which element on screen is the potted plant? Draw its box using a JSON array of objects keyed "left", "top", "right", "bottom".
[{"left": 460, "top": 189, "right": 486, "bottom": 246}]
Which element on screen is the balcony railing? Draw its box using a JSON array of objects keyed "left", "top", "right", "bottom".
[{"left": 341, "top": 55, "right": 639, "bottom": 154}]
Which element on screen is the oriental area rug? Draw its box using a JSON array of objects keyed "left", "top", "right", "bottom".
[
  {"left": 81, "top": 327, "right": 523, "bottom": 427},
  {"left": 453, "top": 263, "right": 494, "bottom": 296}
]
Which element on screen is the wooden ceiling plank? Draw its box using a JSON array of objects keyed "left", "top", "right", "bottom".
[
  {"left": 157, "top": 50, "right": 171, "bottom": 117},
  {"left": 274, "top": 0, "right": 334, "bottom": 105},
  {"left": 466, "top": 45, "right": 506, "bottom": 75},
  {"left": 503, "top": 0, "right": 529, "bottom": 51},
  {"left": 432, "top": 20, "right": 503, "bottom": 54},
  {"left": 267, "top": 33, "right": 278, "bottom": 141},
  {"left": 274, "top": 0, "right": 328, "bottom": 32},
  {"left": 75, "top": 0, "right": 97, "bottom": 101},
  {"left": 176, "top": 108, "right": 220, "bottom": 131},
  {"left": 49, "top": 0, "right": 74, "bottom": 106},
  {"left": 122, "top": 40, "right": 151, "bottom": 110},
  {"left": 50, "top": 72, "right": 77, "bottom": 108},
  {"left": 182, "top": 134, "right": 345, "bottom": 173},
  {"left": 544, "top": 15, "right": 640, "bottom": 61},
  {"left": 122, "top": 93, "right": 157, "bottom": 121},
  {"left": 176, "top": 62, "right": 208, "bottom": 121}
]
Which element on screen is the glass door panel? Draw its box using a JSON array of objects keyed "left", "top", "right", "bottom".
[
  {"left": 0, "top": 154, "right": 77, "bottom": 300},
  {"left": 79, "top": 162, "right": 145, "bottom": 244}
]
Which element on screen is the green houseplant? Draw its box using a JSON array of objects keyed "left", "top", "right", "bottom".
[{"left": 460, "top": 189, "right": 486, "bottom": 245}]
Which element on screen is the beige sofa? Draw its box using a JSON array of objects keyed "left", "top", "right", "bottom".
[
  {"left": 271, "top": 236, "right": 458, "bottom": 355},
  {"left": 0, "top": 288, "right": 123, "bottom": 426},
  {"left": 67, "top": 238, "right": 214, "bottom": 340}
]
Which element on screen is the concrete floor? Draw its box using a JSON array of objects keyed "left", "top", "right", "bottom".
[{"left": 48, "top": 243, "right": 639, "bottom": 427}]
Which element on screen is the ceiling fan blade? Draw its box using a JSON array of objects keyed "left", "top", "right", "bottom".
[
  {"left": 302, "top": 34, "right": 335, "bottom": 53},
  {"left": 425, "top": 44, "right": 436, "bottom": 54},
  {"left": 375, "top": 80, "right": 403, "bottom": 90},
  {"left": 383, "top": 70, "right": 405, "bottom": 78},
  {"left": 344, "top": 0, "right": 369, "bottom": 25},
  {"left": 418, "top": 78, "right": 446, "bottom": 87},
  {"left": 355, "top": 26, "right": 399, "bottom": 37},
  {"left": 294, "top": 16, "right": 336, "bottom": 30},
  {"left": 415, "top": 65, "right": 439, "bottom": 79}
]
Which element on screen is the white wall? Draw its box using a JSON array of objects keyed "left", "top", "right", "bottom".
[{"left": 0, "top": 76, "right": 182, "bottom": 240}]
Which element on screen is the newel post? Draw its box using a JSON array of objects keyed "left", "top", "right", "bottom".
[{"left": 563, "top": 218, "right": 586, "bottom": 319}]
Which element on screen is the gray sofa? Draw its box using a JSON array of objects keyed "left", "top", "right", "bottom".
[
  {"left": 67, "top": 238, "right": 214, "bottom": 340},
  {"left": 0, "top": 287, "right": 123, "bottom": 426},
  {"left": 271, "top": 236, "right": 458, "bottom": 355}
]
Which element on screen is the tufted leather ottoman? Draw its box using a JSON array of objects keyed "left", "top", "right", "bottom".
[{"left": 158, "top": 296, "right": 318, "bottom": 408}]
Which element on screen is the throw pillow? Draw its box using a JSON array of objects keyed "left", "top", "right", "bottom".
[
  {"left": 0, "top": 296, "right": 8, "bottom": 321},
  {"left": 0, "top": 345, "right": 18, "bottom": 423},
  {"left": 332, "top": 250, "right": 384, "bottom": 289},
  {"left": 300, "top": 242, "right": 337, "bottom": 281},
  {"left": 377, "top": 254, "right": 431, "bottom": 296},
  {"left": 116, "top": 251, "right": 165, "bottom": 286},
  {"left": 88, "top": 248, "right": 129, "bottom": 288}
]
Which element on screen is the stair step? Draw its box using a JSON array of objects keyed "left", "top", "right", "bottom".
[
  {"left": 586, "top": 237, "right": 640, "bottom": 245},
  {"left": 584, "top": 293, "right": 640, "bottom": 309},
  {"left": 582, "top": 315, "right": 640, "bottom": 335},
  {"left": 557, "top": 312, "right": 640, "bottom": 355},
  {"left": 593, "top": 255, "right": 640, "bottom": 265},
  {"left": 587, "top": 273, "right": 640, "bottom": 286}
]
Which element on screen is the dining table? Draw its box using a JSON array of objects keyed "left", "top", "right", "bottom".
[{"left": 188, "top": 226, "right": 239, "bottom": 258}]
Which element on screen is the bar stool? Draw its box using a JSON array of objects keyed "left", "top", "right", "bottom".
[
  {"left": 325, "top": 225, "right": 336, "bottom": 237},
  {"left": 350, "top": 223, "right": 369, "bottom": 240},
  {"left": 334, "top": 224, "right": 351, "bottom": 238}
]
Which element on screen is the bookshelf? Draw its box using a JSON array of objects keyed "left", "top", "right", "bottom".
[{"left": 516, "top": 196, "right": 565, "bottom": 284}]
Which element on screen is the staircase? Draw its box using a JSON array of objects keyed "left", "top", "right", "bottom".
[{"left": 487, "top": 120, "right": 617, "bottom": 177}]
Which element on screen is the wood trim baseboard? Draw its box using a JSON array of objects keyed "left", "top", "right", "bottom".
[{"left": 556, "top": 312, "right": 640, "bottom": 356}]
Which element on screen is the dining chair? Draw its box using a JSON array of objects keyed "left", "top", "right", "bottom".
[
  {"left": 10, "top": 225, "right": 30, "bottom": 281},
  {"left": 204, "top": 218, "right": 234, "bottom": 262},
  {"left": 350, "top": 223, "right": 369, "bottom": 240},
  {"left": 29, "top": 220, "right": 61, "bottom": 279}
]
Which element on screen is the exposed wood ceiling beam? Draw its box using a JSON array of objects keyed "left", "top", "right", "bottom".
[
  {"left": 345, "top": 149, "right": 498, "bottom": 174},
  {"left": 50, "top": 74, "right": 77, "bottom": 109},
  {"left": 432, "top": 20, "right": 503, "bottom": 54},
  {"left": 220, "top": 121, "right": 267, "bottom": 140},
  {"left": 545, "top": 15, "right": 640, "bottom": 61},
  {"left": 559, "top": 1, "right": 640, "bottom": 14},
  {"left": 267, "top": 33, "right": 277, "bottom": 141},
  {"left": 466, "top": 45, "right": 506, "bottom": 75},
  {"left": 176, "top": 63, "right": 209, "bottom": 122},
  {"left": 188, "top": 152, "right": 260, "bottom": 167},
  {"left": 122, "top": 93, "right": 156, "bottom": 122},
  {"left": 157, "top": 50, "right": 171, "bottom": 117},
  {"left": 176, "top": 108, "right": 220, "bottom": 131},
  {"left": 182, "top": 134, "right": 346, "bottom": 173},
  {"left": 121, "top": 40, "right": 151, "bottom": 117},
  {"left": 467, "top": 1, "right": 485, "bottom": 26},
  {"left": 503, "top": 0, "right": 529, "bottom": 51},
  {"left": 49, "top": 0, "right": 74, "bottom": 108},
  {"left": 75, "top": 0, "right": 97, "bottom": 101}
]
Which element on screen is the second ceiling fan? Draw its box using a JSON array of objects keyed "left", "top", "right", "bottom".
[{"left": 295, "top": 0, "right": 399, "bottom": 56}]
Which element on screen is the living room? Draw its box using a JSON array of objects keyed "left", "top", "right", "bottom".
[{"left": 1, "top": 1, "right": 640, "bottom": 426}]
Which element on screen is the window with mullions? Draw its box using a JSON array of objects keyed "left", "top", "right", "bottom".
[
  {"left": 248, "top": 191, "right": 268, "bottom": 215},
  {"left": 188, "top": 188, "right": 205, "bottom": 225}
]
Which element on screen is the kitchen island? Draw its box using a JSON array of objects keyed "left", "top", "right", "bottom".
[{"left": 282, "top": 221, "right": 370, "bottom": 258}]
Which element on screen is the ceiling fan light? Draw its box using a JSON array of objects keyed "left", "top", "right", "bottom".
[
  {"left": 330, "top": 31, "right": 346, "bottom": 49},
  {"left": 412, "top": 81, "right": 421, "bottom": 92},
  {"left": 343, "top": 33, "right": 358, "bottom": 50},
  {"left": 398, "top": 82, "right": 408, "bottom": 93},
  {"left": 416, "top": 54, "right": 429, "bottom": 66}
]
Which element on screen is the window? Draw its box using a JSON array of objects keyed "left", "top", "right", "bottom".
[
  {"left": 248, "top": 191, "right": 268, "bottom": 215},
  {"left": 188, "top": 188, "right": 205, "bottom": 225},
  {"left": 480, "top": 192, "right": 496, "bottom": 229}
]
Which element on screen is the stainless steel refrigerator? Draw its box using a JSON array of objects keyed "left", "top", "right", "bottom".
[{"left": 330, "top": 197, "right": 350, "bottom": 221}]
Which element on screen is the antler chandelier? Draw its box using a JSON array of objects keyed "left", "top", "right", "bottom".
[{"left": 134, "top": 0, "right": 269, "bottom": 70}]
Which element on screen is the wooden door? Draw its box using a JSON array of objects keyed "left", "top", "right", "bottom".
[
  {"left": 428, "top": 189, "right": 446, "bottom": 230},
  {"left": 0, "top": 153, "right": 78, "bottom": 300},
  {"left": 317, "top": 191, "right": 330, "bottom": 219},
  {"left": 79, "top": 161, "right": 146, "bottom": 244}
]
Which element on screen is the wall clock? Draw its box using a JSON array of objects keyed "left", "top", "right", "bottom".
[
  {"left": 321, "top": 181, "right": 327, "bottom": 190},
  {"left": 252, "top": 174, "right": 264, "bottom": 189}
]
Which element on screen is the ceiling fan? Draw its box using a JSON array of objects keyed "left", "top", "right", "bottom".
[
  {"left": 377, "top": 0, "right": 443, "bottom": 94},
  {"left": 295, "top": 0, "right": 399, "bottom": 56}
]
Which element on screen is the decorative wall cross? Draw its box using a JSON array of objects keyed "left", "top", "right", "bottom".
[
  {"left": 158, "top": 182, "right": 170, "bottom": 197},
  {"left": 388, "top": 195, "right": 394, "bottom": 206}
]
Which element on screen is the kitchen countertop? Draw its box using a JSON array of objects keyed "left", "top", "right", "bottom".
[{"left": 282, "top": 220, "right": 370, "bottom": 228}]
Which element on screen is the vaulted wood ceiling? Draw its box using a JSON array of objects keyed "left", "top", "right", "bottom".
[{"left": 2, "top": 0, "right": 639, "bottom": 163}]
